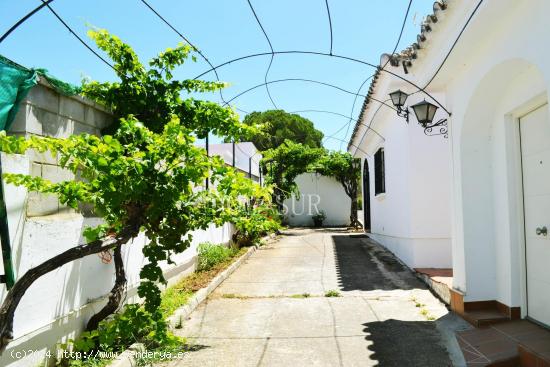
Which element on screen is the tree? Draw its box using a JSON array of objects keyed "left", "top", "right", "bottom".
[
  {"left": 0, "top": 30, "right": 257, "bottom": 352},
  {"left": 261, "top": 140, "right": 325, "bottom": 210},
  {"left": 232, "top": 110, "right": 324, "bottom": 151},
  {"left": 81, "top": 29, "right": 246, "bottom": 139},
  {"left": 313, "top": 151, "right": 362, "bottom": 228}
]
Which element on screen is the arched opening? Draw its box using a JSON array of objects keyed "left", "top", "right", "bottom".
[
  {"left": 458, "top": 58, "right": 548, "bottom": 319},
  {"left": 363, "top": 158, "right": 371, "bottom": 231}
]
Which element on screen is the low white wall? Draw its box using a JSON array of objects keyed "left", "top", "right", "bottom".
[
  {"left": 0, "top": 81, "right": 235, "bottom": 366},
  {"left": 0, "top": 153, "right": 234, "bottom": 367},
  {"left": 283, "top": 173, "right": 350, "bottom": 227}
]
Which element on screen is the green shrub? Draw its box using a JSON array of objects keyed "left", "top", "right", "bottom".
[
  {"left": 196, "top": 242, "right": 236, "bottom": 272},
  {"left": 59, "top": 304, "right": 182, "bottom": 366}
]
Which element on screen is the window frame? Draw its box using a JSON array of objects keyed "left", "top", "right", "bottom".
[{"left": 374, "top": 148, "right": 385, "bottom": 195}]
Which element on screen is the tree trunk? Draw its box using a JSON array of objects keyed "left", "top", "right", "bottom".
[
  {"left": 349, "top": 196, "right": 361, "bottom": 229},
  {"left": 85, "top": 245, "right": 127, "bottom": 332},
  {"left": 340, "top": 180, "right": 361, "bottom": 229},
  {"left": 0, "top": 227, "right": 137, "bottom": 354}
]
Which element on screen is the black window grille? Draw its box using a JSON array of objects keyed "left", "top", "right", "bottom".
[{"left": 374, "top": 148, "right": 385, "bottom": 195}]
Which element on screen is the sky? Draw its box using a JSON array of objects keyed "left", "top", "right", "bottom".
[{"left": 0, "top": 0, "right": 435, "bottom": 151}]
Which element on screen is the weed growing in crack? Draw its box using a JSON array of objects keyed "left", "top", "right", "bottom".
[{"left": 324, "top": 290, "right": 341, "bottom": 297}]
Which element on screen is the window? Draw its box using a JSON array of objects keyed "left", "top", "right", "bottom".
[{"left": 374, "top": 148, "right": 385, "bottom": 195}]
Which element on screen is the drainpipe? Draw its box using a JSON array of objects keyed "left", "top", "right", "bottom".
[{"left": 0, "top": 155, "right": 15, "bottom": 289}]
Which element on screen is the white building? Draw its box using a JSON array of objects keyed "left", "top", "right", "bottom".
[
  {"left": 349, "top": 0, "right": 550, "bottom": 329},
  {"left": 200, "top": 142, "right": 262, "bottom": 183},
  {"left": 348, "top": 20, "right": 452, "bottom": 269},
  {"left": 283, "top": 173, "right": 351, "bottom": 227}
]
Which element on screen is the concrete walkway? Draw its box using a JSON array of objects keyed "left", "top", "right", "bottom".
[{"left": 163, "top": 228, "right": 470, "bottom": 367}]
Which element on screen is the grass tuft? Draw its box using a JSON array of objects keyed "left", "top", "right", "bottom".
[{"left": 197, "top": 242, "right": 238, "bottom": 272}]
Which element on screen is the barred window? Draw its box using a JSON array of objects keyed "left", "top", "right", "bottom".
[{"left": 374, "top": 148, "right": 385, "bottom": 195}]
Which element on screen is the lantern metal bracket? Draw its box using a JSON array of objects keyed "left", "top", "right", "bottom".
[
  {"left": 422, "top": 118, "right": 448, "bottom": 138},
  {"left": 396, "top": 106, "right": 409, "bottom": 123}
]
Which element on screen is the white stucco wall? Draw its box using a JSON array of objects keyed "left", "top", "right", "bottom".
[
  {"left": 350, "top": 0, "right": 550, "bottom": 312},
  {"left": 351, "top": 79, "right": 452, "bottom": 269},
  {"left": 283, "top": 173, "right": 350, "bottom": 227},
  {"left": 0, "top": 81, "right": 235, "bottom": 366},
  {"left": 0, "top": 206, "right": 233, "bottom": 367},
  {"left": 418, "top": 0, "right": 550, "bottom": 309}
]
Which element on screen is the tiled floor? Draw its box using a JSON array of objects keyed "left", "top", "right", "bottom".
[{"left": 456, "top": 320, "right": 550, "bottom": 366}]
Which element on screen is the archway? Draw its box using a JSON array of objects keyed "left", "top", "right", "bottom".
[
  {"left": 363, "top": 159, "right": 371, "bottom": 231},
  {"left": 458, "top": 58, "right": 547, "bottom": 314}
]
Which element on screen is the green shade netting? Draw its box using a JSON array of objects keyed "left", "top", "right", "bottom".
[{"left": 0, "top": 55, "right": 81, "bottom": 131}]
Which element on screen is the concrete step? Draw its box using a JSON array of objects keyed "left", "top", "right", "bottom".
[{"left": 462, "top": 309, "right": 511, "bottom": 327}]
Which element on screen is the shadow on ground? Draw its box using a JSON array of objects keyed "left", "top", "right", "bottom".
[
  {"left": 331, "top": 234, "right": 424, "bottom": 291},
  {"left": 364, "top": 318, "right": 452, "bottom": 367},
  {"left": 333, "top": 234, "right": 453, "bottom": 366}
]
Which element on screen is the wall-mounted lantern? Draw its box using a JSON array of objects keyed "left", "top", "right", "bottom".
[
  {"left": 410, "top": 99, "right": 438, "bottom": 127},
  {"left": 389, "top": 90, "right": 449, "bottom": 137},
  {"left": 389, "top": 89, "right": 409, "bottom": 122}
]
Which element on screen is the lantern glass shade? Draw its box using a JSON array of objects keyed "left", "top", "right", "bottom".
[
  {"left": 389, "top": 90, "right": 408, "bottom": 108},
  {"left": 411, "top": 100, "right": 438, "bottom": 126}
]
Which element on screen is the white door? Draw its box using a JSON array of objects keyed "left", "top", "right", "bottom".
[{"left": 521, "top": 103, "right": 550, "bottom": 327}]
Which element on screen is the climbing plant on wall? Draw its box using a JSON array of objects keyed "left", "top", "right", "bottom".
[{"left": 0, "top": 30, "right": 272, "bottom": 352}]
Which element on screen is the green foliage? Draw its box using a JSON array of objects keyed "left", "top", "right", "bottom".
[
  {"left": 312, "top": 151, "right": 362, "bottom": 227},
  {"left": 0, "top": 29, "right": 282, "bottom": 362},
  {"left": 312, "top": 151, "right": 361, "bottom": 187},
  {"left": 133, "top": 345, "right": 189, "bottom": 366},
  {"left": 196, "top": 242, "right": 236, "bottom": 272},
  {"left": 159, "top": 288, "right": 194, "bottom": 319},
  {"left": 0, "top": 116, "right": 234, "bottom": 320},
  {"left": 0, "top": 29, "right": 281, "bottom": 356},
  {"left": 216, "top": 170, "right": 281, "bottom": 246},
  {"left": 324, "top": 290, "right": 341, "bottom": 297},
  {"left": 81, "top": 29, "right": 253, "bottom": 139},
  {"left": 63, "top": 358, "right": 110, "bottom": 367},
  {"left": 261, "top": 140, "right": 325, "bottom": 206},
  {"left": 229, "top": 110, "right": 324, "bottom": 151},
  {"left": 58, "top": 304, "right": 182, "bottom": 366},
  {"left": 232, "top": 205, "right": 281, "bottom": 246},
  {"left": 61, "top": 304, "right": 180, "bottom": 363}
]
